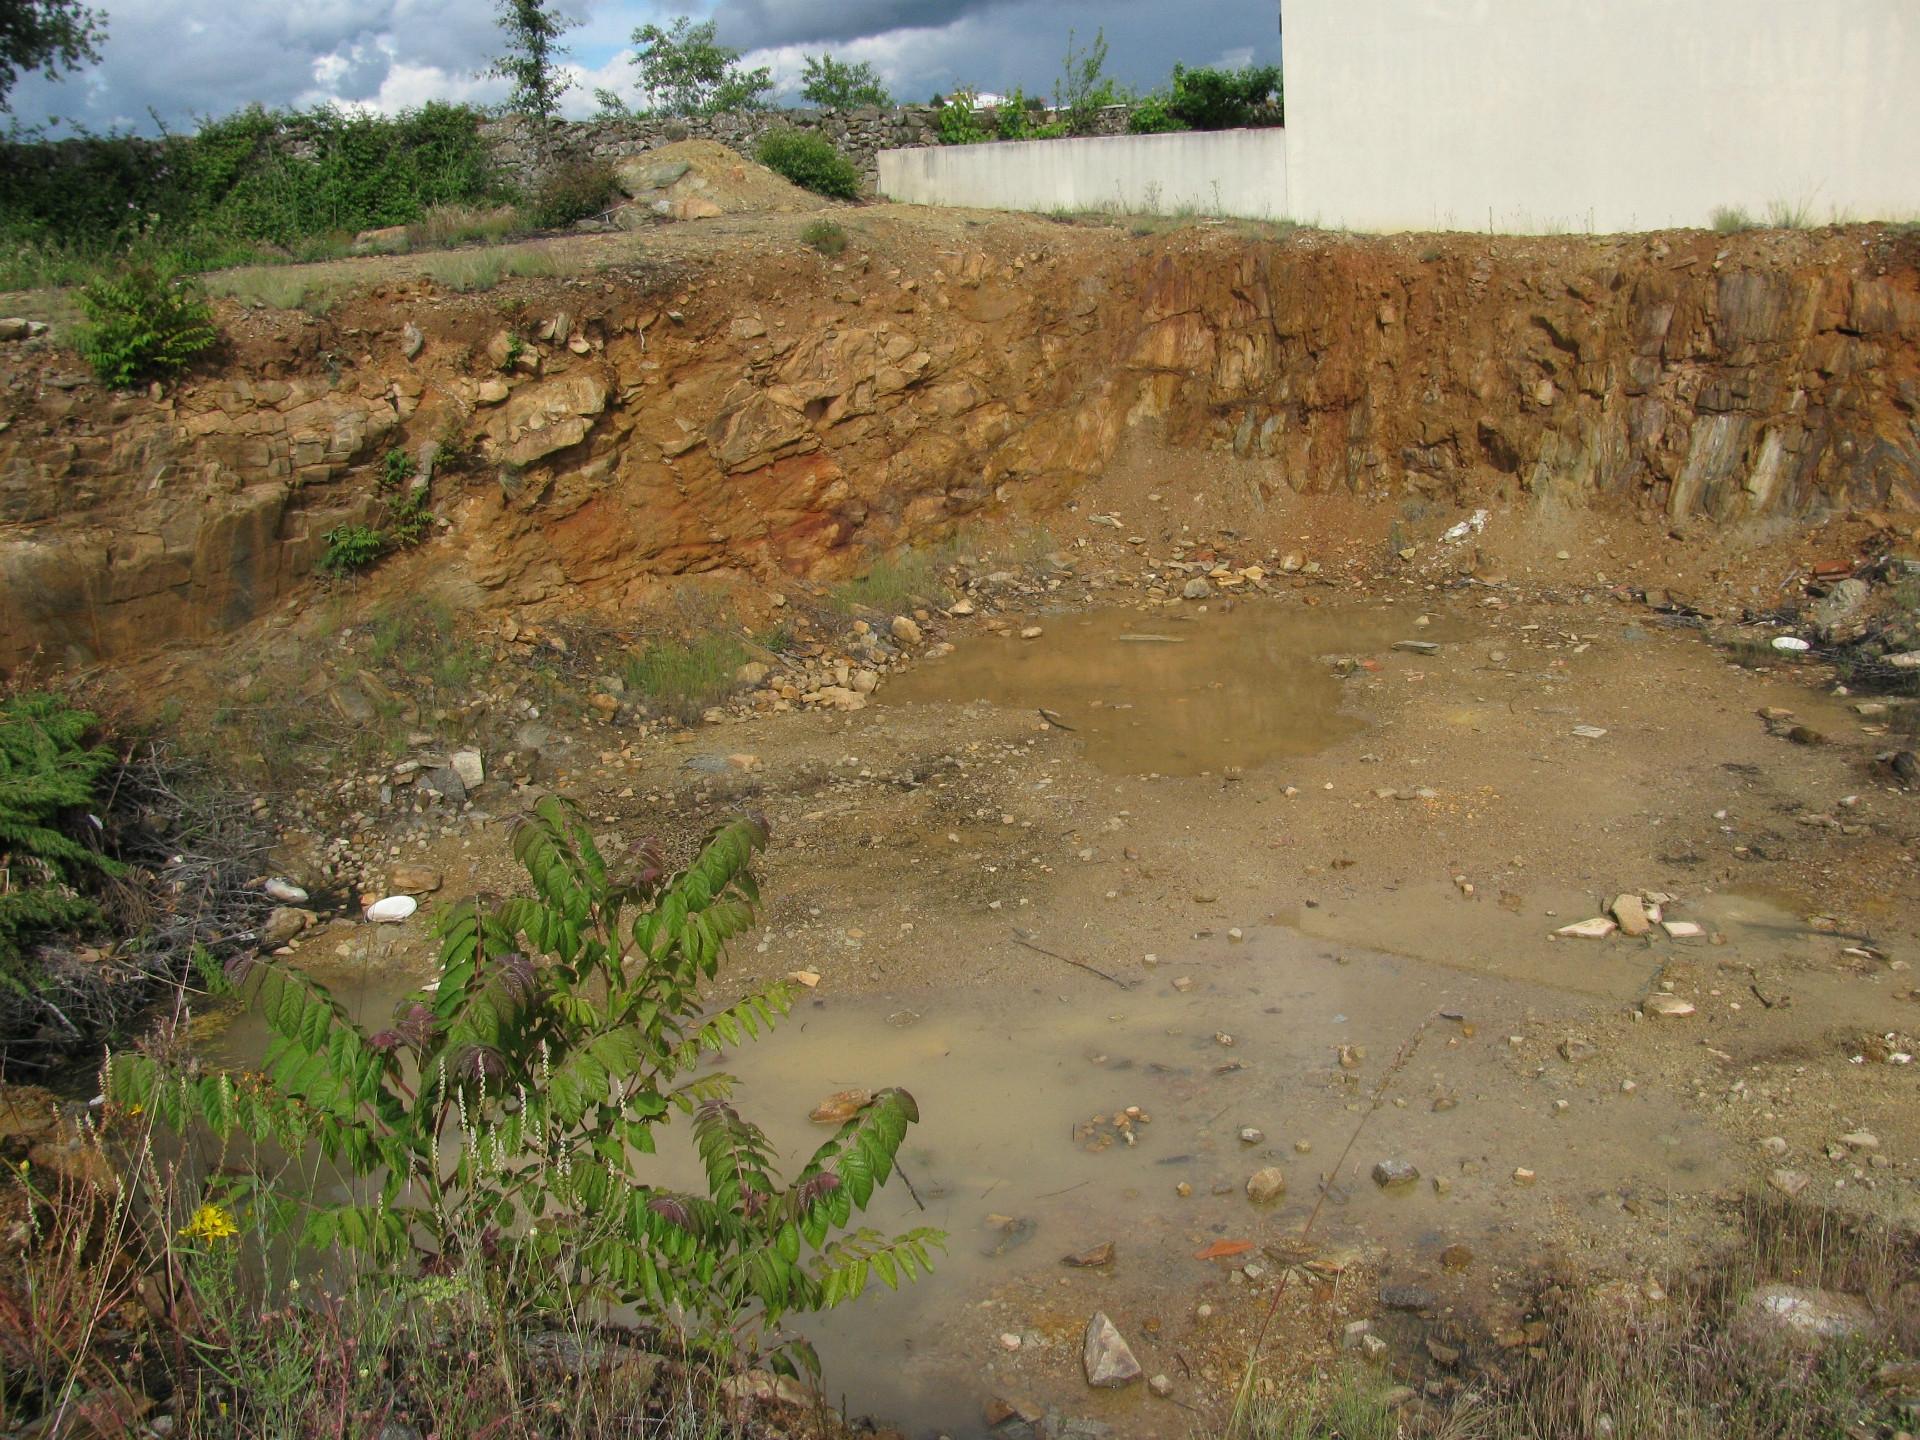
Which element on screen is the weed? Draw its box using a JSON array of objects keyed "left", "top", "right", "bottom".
[
  {"left": 829, "top": 549, "right": 954, "bottom": 614},
  {"left": 366, "top": 599, "right": 491, "bottom": 690},
  {"left": 385, "top": 488, "right": 433, "bottom": 549},
  {"left": 379, "top": 447, "right": 418, "bottom": 491},
  {"left": 112, "top": 798, "right": 942, "bottom": 1378},
  {"left": 74, "top": 264, "right": 219, "bottom": 387},
  {"left": 755, "top": 130, "right": 860, "bottom": 200},
  {"left": 407, "top": 202, "right": 528, "bottom": 251},
  {"left": 1767, "top": 198, "right": 1817, "bottom": 229},
  {"left": 0, "top": 695, "right": 122, "bottom": 988},
  {"left": 422, "top": 245, "right": 558, "bottom": 293},
  {"left": 430, "top": 418, "right": 481, "bottom": 476},
  {"left": 1240, "top": 1365, "right": 1399, "bottom": 1440},
  {"left": 203, "top": 265, "right": 340, "bottom": 313},
  {"left": 318, "top": 524, "right": 386, "bottom": 576},
  {"left": 1425, "top": 1193, "right": 1919, "bottom": 1440},
  {"left": 528, "top": 154, "right": 621, "bottom": 230},
  {"left": 624, "top": 632, "right": 751, "bottom": 722},
  {"left": 801, "top": 218, "right": 847, "bottom": 255}
]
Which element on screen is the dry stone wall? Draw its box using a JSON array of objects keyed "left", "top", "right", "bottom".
[{"left": 483, "top": 106, "right": 1135, "bottom": 193}]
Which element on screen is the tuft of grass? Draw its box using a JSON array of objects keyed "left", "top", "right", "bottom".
[
  {"left": 623, "top": 632, "right": 753, "bottom": 722},
  {"left": 366, "top": 598, "right": 492, "bottom": 692},
  {"left": 420, "top": 244, "right": 559, "bottom": 293},
  {"left": 801, "top": 218, "right": 847, "bottom": 255},
  {"left": 829, "top": 549, "right": 953, "bottom": 614},
  {"left": 1712, "top": 201, "right": 1817, "bottom": 233},
  {"left": 407, "top": 203, "right": 528, "bottom": 251},
  {"left": 1766, "top": 198, "right": 1817, "bottom": 229},
  {"left": 1242, "top": 1365, "right": 1401, "bottom": 1440},
  {"left": 204, "top": 265, "right": 343, "bottom": 313}
]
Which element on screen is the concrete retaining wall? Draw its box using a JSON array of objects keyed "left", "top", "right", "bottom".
[
  {"left": 878, "top": 129, "right": 1288, "bottom": 220},
  {"left": 1283, "top": 0, "right": 1920, "bottom": 234}
]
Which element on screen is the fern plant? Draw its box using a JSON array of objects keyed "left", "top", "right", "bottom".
[
  {"left": 0, "top": 694, "right": 122, "bottom": 985},
  {"left": 110, "top": 798, "right": 939, "bottom": 1373}
]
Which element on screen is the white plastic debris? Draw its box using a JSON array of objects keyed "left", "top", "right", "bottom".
[
  {"left": 365, "top": 895, "right": 418, "bottom": 924},
  {"left": 1442, "top": 509, "right": 1491, "bottom": 544},
  {"left": 1771, "top": 636, "right": 1811, "bottom": 653},
  {"left": 264, "top": 878, "right": 309, "bottom": 903}
]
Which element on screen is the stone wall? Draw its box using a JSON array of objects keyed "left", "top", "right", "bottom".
[{"left": 483, "top": 106, "right": 1135, "bottom": 194}]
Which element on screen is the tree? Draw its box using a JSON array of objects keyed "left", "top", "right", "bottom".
[
  {"left": 1054, "top": 27, "right": 1119, "bottom": 136},
  {"left": 630, "top": 15, "right": 772, "bottom": 115},
  {"left": 799, "top": 53, "right": 890, "bottom": 110},
  {"left": 1166, "top": 63, "right": 1283, "bottom": 130},
  {"left": 0, "top": 0, "right": 106, "bottom": 111},
  {"left": 490, "top": 0, "right": 579, "bottom": 127}
]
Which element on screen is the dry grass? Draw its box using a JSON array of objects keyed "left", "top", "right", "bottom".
[
  {"left": 406, "top": 203, "right": 529, "bottom": 252},
  {"left": 419, "top": 244, "right": 561, "bottom": 293},
  {"left": 204, "top": 265, "right": 347, "bottom": 313},
  {"left": 1468, "top": 1194, "right": 1916, "bottom": 1440}
]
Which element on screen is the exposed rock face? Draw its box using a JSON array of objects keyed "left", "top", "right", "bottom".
[{"left": 2, "top": 225, "right": 1916, "bottom": 673}]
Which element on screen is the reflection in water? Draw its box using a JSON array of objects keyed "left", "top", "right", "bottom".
[{"left": 880, "top": 604, "right": 1451, "bottom": 776}]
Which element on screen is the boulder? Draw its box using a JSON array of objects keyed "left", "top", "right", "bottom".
[
  {"left": 613, "top": 156, "right": 692, "bottom": 196},
  {"left": 1735, "top": 1284, "right": 1879, "bottom": 1346},
  {"left": 262, "top": 907, "right": 312, "bottom": 947},
  {"left": 351, "top": 225, "right": 410, "bottom": 255}
]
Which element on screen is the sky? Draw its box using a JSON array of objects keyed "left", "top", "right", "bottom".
[{"left": 6, "top": 0, "right": 1280, "bottom": 136}]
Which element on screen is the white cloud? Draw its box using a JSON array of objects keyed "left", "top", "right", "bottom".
[{"left": 6, "top": 0, "right": 1280, "bottom": 134}]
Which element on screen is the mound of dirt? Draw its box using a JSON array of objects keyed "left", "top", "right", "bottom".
[{"left": 610, "top": 139, "right": 830, "bottom": 224}]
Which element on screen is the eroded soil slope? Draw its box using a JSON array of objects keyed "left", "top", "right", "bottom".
[{"left": 3, "top": 215, "right": 1918, "bottom": 673}]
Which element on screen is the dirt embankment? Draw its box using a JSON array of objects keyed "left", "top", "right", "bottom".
[{"left": 2, "top": 216, "right": 1918, "bottom": 675}]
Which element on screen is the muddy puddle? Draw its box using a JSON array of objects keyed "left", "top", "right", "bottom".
[
  {"left": 221, "top": 917, "right": 1740, "bottom": 1437},
  {"left": 880, "top": 603, "right": 1457, "bottom": 776}
]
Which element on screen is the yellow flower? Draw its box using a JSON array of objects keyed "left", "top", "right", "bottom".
[{"left": 179, "top": 1202, "right": 239, "bottom": 1243}]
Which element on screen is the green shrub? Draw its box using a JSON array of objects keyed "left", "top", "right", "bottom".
[
  {"left": 527, "top": 153, "right": 620, "bottom": 229},
  {"left": 0, "top": 102, "right": 504, "bottom": 286},
  {"left": 318, "top": 524, "right": 386, "bottom": 575},
  {"left": 934, "top": 88, "right": 991, "bottom": 145},
  {"left": 111, "top": 798, "right": 941, "bottom": 1369},
  {"left": 1128, "top": 94, "right": 1188, "bottom": 134},
  {"left": 801, "top": 218, "right": 847, "bottom": 255},
  {"left": 1712, "top": 206, "right": 1758, "bottom": 233},
  {"left": 993, "top": 88, "right": 1067, "bottom": 142},
  {"left": 0, "top": 695, "right": 122, "bottom": 987},
  {"left": 74, "top": 264, "right": 219, "bottom": 387},
  {"left": 1166, "top": 63, "right": 1283, "bottom": 130},
  {"left": 755, "top": 130, "right": 860, "bottom": 200}
]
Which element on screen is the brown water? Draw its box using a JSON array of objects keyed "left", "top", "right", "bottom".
[
  {"left": 223, "top": 921, "right": 1739, "bottom": 1437},
  {"left": 879, "top": 603, "right": 1451, "bottom": 776}
]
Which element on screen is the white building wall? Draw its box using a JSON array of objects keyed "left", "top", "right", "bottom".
[
  {"left": 1282, "top": 0, "right": 1920, "bottom": 234},
  {"left": 877, "top": 129, "right": 1289, "bottom": 221}
]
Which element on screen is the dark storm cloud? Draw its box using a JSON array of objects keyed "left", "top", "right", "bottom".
[
  {"left": 5, "top": 0, "right": 1279, "bottom": 134},
  {"left": 708, "top": 0, "right": 1022, "bottom": 49}
]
